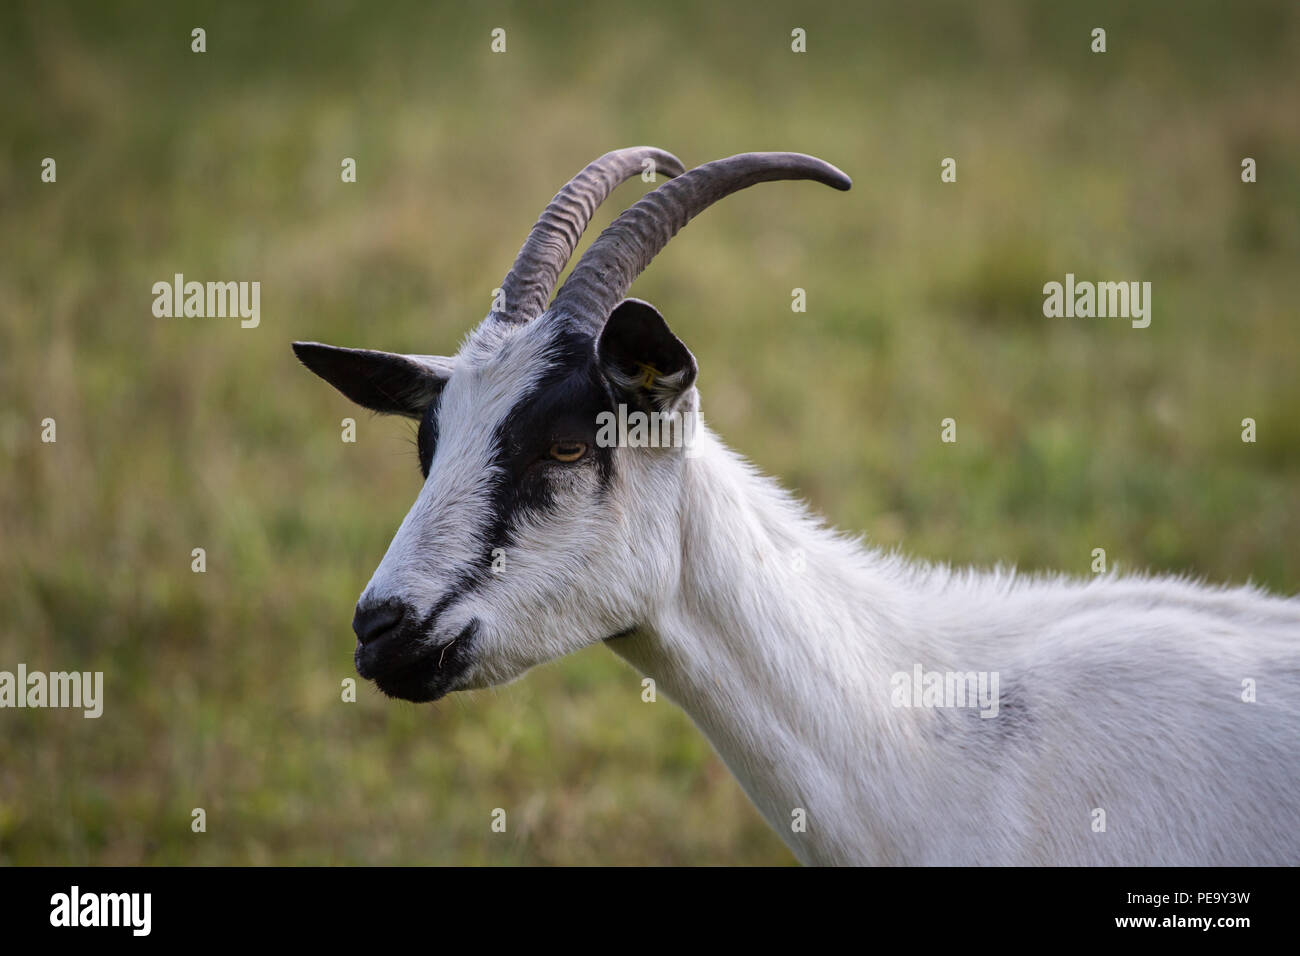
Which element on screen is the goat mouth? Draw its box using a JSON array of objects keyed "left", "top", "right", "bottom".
[{"left": 356, "top": 620, "right": 477, "bottom": 703}]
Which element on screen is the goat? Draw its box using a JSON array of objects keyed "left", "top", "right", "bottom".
[{"left": 294, "top": 146, "right": 1300, "bottom": 865}]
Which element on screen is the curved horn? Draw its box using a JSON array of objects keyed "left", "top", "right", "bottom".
[
  {"left": 551, "top": 152, "right": 850, "bottom": 324},
  {"left": 491, "top": 147, "right": 685, "bottom": 324}
]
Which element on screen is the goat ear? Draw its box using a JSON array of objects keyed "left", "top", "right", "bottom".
[
  {"left": 292, "top": 342, "right": 452, "bottom": 418},
  {"left": 596, "top": 298, "right": 698, "bottom": 412}
]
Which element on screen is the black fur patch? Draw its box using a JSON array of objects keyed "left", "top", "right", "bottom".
[
  {"left": 358, "top": 613, "right": 478, "bottom": 703},
  {"left": 416, "top": 390, "right": 443, "bottom": 478},
  {"left": 478, "top": 327, "right": 617, "bottom": 561},
  {"left": 412, "top": 325, "right": 619, "bottom": 604}
]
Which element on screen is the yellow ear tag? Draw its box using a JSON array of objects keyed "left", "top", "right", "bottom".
[{"left": 635, "top": 362, "right": 661, "bottom": 390}]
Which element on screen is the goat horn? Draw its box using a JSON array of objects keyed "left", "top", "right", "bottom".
[
  {"left": 491, "top": 147, "right": 686, "bottom": 324},
  {"left": 550, "top": 152, "right": 851, "bottom": 325}
]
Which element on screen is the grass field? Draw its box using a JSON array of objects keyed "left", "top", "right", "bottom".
[{"left": 1, "top": 0, "right": 1297, "bottom": 864}]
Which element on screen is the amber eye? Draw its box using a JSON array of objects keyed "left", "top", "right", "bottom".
[{"left": 548, "top": 441, "right": 588, "bottom": 463}]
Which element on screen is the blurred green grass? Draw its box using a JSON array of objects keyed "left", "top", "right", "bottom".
[{"left": 1, "top": 0, "right": 1297, "bottom": 864}]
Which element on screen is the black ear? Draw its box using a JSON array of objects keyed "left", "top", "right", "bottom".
[
  {"left": 292, "top": 342, "right": 452, "bottom": 418},
  {"left": 596, "top": 299, "right": 697, "bottom": 412}
]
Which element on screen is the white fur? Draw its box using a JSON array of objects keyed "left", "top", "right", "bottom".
[
  {"left": 366, "top": 319, "right": 1300, "bottom": 866},
  {"left": 609, "top": 426, "right": 1300, "bottom": 864}
]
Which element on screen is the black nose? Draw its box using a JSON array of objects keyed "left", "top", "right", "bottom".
[{"left": 353, "top": 600, "right": 406, "bottom": 646}]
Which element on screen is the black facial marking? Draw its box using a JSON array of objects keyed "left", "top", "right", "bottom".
[
  {"left": 477, "top": 328, "right": 616, "bottom": 567},
  {"left": 411, "top": 326, "right": 619, "bottom": 611},
  {"left": 416, "top": 390, "right": 443, "bottom": 478},
  {"left": 357, "top": 613, "right": 478, "bottom": 703}
]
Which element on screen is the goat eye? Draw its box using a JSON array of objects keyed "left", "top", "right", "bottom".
[{"left": 548, "top": 441, "right": 588, "bottom": 463}]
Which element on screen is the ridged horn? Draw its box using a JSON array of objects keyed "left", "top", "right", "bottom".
[
  {"left": 550, "top": 152, "right": 850, "bottom": 325},
  {"left": 490, "top": 147, "right": 685, "bottom": 324}
]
